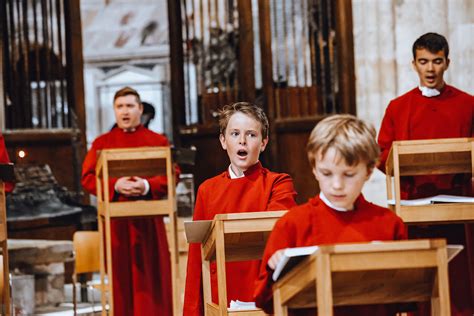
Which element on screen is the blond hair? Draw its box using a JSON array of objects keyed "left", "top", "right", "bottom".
[
  {"left": 218, "top": 102, "right": 269, "bottom": 139},
  {"left": 307, "top": 114, "right": 380, "bottom": 169}
]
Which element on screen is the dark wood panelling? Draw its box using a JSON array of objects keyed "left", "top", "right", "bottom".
[
  {"left": 180, "top": 125, "right": 228, "bottom": 193},
  {"left": 275, "top": 122, "right": 321, "bottom": 204},
  {"left": 335, "top": 0, "right": 356, "bottom": 115},
  {"left": 4, "top": 129, "right": 80, "bottom": 193}
]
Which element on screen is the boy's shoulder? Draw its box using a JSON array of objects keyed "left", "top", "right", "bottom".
[{"left": 278, "top": 197, "right": 319, "bottom": 223}]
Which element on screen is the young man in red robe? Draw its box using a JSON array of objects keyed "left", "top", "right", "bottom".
[
  {"left": 0, "top": 134, "right": 14, "bottom": 192},
  {"left": 81, "top": 86, "right": 177, "bottom": 316},
  {"left": 254, "top": 114, "right": 407, "bottom": 316},
  {"left": 183, "top": 102, "right": 297, "bottom": 316},
  {"left": 378, "top": 33, "right": 473, "bottom": 316}
]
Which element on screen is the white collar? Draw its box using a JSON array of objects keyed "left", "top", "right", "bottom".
[
  {"left": 319, "top": 192, "right": 352, "bottom": 212},
  {"left": 122, "top": 127, "right": 137, "bottom": 133},
  {"left": 228, "top": 165, "right": 245, "bottom": 179},
  {"left": 419, "top": 85, "right": 440, "bottom": 97}
]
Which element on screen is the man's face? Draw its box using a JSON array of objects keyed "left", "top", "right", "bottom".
[
  {"left": 313, "top": 147, "right": 371, "bottom": 210},
  {"left": 412, "top": 48, "right": 450, "bottom": 91},
  {"left": 219, "top": 112, "right": 268, "bottom": 176},
  {"left": 114, "top": 95, "right": 143, "bottom": 130}
]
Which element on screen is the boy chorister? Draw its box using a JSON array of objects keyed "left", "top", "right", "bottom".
[
  {"left": 254, "top": 114, "right": 406, "bottom": 316},
  {"left": 183, "top": 102, "right": 297, "bottom": 315}
]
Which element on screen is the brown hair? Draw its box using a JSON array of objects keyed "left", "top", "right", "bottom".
[
  {"left": 412, "top": 32, "right": 449, "bottom": 60},
  {"left": 218, "top": 102, "right": 269, "bottom": 139},
  {"left": 307, "top": 114, "right": 380, "bottom": 169},
  {"left": 113, "top": 86, "right": 142, "bottom": 104}
]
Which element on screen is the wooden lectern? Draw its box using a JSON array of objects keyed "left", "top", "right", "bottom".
[
  {"left": 95, "top": 147, "right": 179, "bottom": 315},
  {"left": 0, "top": 163, "right": 13, "bottom": 316},
  {"left": 187, "top": 211, "right": 286, "bottom": 316},
  {"left": 272, "top": 239, "right": 451, "bottom": 316},
  {"left": 386, "top": 138, "right": 474, "bottom": 224}
]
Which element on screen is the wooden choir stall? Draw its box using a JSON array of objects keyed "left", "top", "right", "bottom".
[
  {"left": 272, "top": 239, "right": 452, "bottom": 316},
  {"left": 385, "top": 137, "right": 474, "bottom": 224},
  {"left": 95, "top": 147, "right": 179, "bottom": 315},
  {"left": 185, "top": 211, "right": 287, "bottom": 316},
  {"left": 0, "top": 163, "right": 13, "bottom": 316}
]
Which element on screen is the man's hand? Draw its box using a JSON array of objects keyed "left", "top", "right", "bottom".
[
  {"left": 267, "top": 249, "right": 285, "bottom": 270},
  {"left": 115, "top": 176, "right": 147, "bottom": 197}
]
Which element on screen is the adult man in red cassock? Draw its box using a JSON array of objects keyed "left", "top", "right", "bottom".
[
  {"left": 378, "top": 32, "right": 473, "bottom": 316},
  {"left": 82, "top": 86, "right": 178, "bottom": 316}
]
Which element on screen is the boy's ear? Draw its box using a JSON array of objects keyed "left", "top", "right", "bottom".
[
  {"left": 260, "top": 137, "right": 269, "bottom": 152},
  {"left": 312, "top": 167, "right": 318, "bottom": 181},
  {"left": 219, "top": 134, "right": 227, "bottom": 150},
  {"left": 366, "top": 167, "right": 374, "bottom": 181}
]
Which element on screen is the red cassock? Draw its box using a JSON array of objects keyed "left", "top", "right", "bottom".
[
  {"left": 254, "top": 194, "right": 407, "bottom": 316},
  {"left": 0, "top": 134, "right": 14, "bottom": 192},
  {"left": 378, "top": 85, "right": 474, "bottom": 316},
  {"left": 81, "top": 125, "right": 178, "bottom": 316},
  {"left": 183, "top": 162, "right": 297, "bottom": 316}
]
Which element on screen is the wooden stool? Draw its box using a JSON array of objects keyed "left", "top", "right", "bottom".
[
  {"left": 273, "top": 239, "right": 452, "bottom": 316},
  {"left": 0, "top": 163, "right": 15, "bottom": 315},
  {"left": 385, "top": 137, "right": 474, "bottom": 224},
  {"left": 186, "top": 211, "right": 286, "bottom": 316},
  {"left": 0, "top": 163, "right": 13, "bottom": 316},
  {"left": 95, "top": 147, "right": 179, "bottom": 315}
]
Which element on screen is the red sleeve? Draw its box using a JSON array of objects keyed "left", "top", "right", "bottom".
[
  {"left": 254, "top": 215, "right": 297, "bottom": 313},
  {"left": 0, "top": 134, "right": 14, "bottom": 193},
  {"left": 266, "top": 174, "right": 297, "bottom": 211},
  {"left": 377, "top": 102, "right": 395, "bottom": 174},
  {"left": 394, "top": 216, "right": 408, "bottom": 240},
  {"left": 81, "top": 140, "right": 117, "bottom": 197},
  {"left": 183, "top": 186, "right": 206, "bottom": 316}
]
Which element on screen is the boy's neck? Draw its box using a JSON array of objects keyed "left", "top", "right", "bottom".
[{"left": 319, "top": 192, "right": 352, "bottom": 212}]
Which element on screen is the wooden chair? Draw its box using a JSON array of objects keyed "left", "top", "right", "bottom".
[
  {"left": 272, "top": 239, "right": 451, "bottom": 316},
  {"left": 186, "top": 211, "right": 286, "bottom": 316},
  {"left": 72, "top": 231, "right": 104, "bottom": 315},
  {"left": 385, "top": 137, "right": 474, "bottom": 224},
  {"left": 95, "top": 147, "right": 179, "bottom": 315},
  {"left": 0, "top": 163, "right": 14, "bottom": 316}
]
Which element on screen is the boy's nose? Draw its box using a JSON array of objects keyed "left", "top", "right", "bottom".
[
  {"left": 332, "top": 177, "right": 343, "bottom": 190},
  {"left": 239, "top": 135, "right": 246, "bottom": 144}
]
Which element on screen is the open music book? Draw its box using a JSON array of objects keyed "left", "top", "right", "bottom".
[
  {"left": 272, "top": 246, "right": 319, "bottom": 281},
  {"left": 387, "top": 194, "right": 474, "bottom": 206},
  {"left": 272, "top": 244, "right": 464, "bottom": 281}
]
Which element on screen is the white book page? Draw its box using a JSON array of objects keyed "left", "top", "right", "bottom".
[{"left": 272, "top": 246, "right": 319, "bottom": 281}]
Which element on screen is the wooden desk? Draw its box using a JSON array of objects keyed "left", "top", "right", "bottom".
[
  {"left": 272, "top": 239, "right": 451, "bottom": 316},
  {"left": 386, "top": 138, "right": 474, "bottom": 224},
  {"left": 95, "top": 147, "right": 179, "bottom": 315},
  {"left": 0, "top": 163, "right": 14, "bottom": 316},
  {"left": 197, "top": 211, "right": 287, "bottom": 316}
]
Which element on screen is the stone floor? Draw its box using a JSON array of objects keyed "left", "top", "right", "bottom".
[{"left": 12, "top": 279, "right": 104, "bottom": 315}]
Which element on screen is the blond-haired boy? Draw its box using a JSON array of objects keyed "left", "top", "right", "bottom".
[
  {"left": 184, "top": 102, "right": 297, "bottom": 315},
  {"left": 254, "top": 114, "right": 406, "bottom": 315}
]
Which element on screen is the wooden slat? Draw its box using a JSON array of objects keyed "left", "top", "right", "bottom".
[
  {"left": 399, "top": 203, "right": 474, "bottom": 224},
  {"left": 97, "top": 200, "right": 173, "bottom": 218}
]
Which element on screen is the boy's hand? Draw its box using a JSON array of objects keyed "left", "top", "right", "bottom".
[{"left": 267, "top": 249, "right": 285, "bottom": 270}]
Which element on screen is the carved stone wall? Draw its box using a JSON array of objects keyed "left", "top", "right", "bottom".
[{"left": 353, "top": 0, "right": 474, "bottom": 131}]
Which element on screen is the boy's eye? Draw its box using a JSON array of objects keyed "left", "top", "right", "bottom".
[
  {"left": 345, "top": 173, "right": 355, "bottom": 178},
  {"left": 230, "top": 131, "right": 239, "bottom": 137},
  {"left": 247, "top": 132, "right": 257, "bottom": 137}
]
